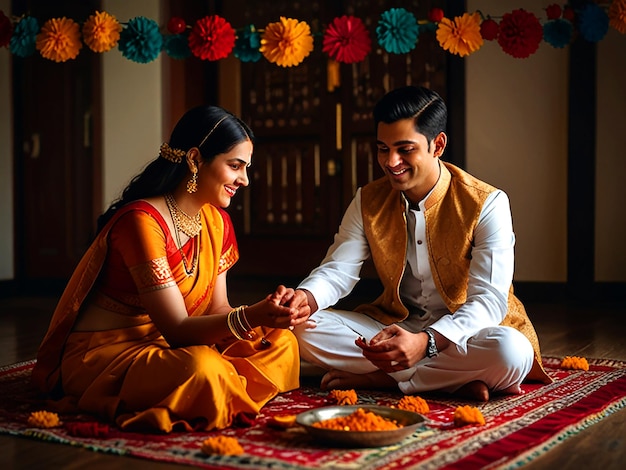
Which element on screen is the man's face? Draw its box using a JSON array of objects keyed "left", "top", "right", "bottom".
[{"left": 376, "top": 118, "right": 446, "bottom": 204}]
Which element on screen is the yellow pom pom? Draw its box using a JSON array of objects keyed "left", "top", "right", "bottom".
[
  {"left": 396, "top": 395, "right": 430, "bottom": 414},
  {"left": 560, "top": 356, "right": 589, "bottom": 371},
  {"left": 27, "top": 410, "right": 61, "bottom": 428},
  {"left": 329, "top": 389, "right": 358, "bottom": 405},
  {"left": 453, "top": 405, "right": 485, "bottom": 427},
  {"left": 201, "top": 436, "right": 244, "bottom": 455}
]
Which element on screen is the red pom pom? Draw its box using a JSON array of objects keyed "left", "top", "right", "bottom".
[
  {"left": 563, "top": 6, "right": 575, "bottom": 22},
  {"left": 480, "top": 18, "right": 499, "bottom": 41},
  {"left": 428, "top": 7, "right": 445, "bottom": 23},
  {"left": 167, "top": 16, "right": 186, "bottom": 34},
  {"left": 545, "top": 4, "right": 562, "bottom": 20}
]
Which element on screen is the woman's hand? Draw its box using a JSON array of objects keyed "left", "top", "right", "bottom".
[{"left": 245, "top": 285, "right": 311, "bottom": 329}]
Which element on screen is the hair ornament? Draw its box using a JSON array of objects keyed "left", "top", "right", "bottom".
[
  {"left": 198, "top": 116, "right": 229, "bottom": 148},
  {"left": 160, "top": 142, "right": 186, "bottom": 163}
]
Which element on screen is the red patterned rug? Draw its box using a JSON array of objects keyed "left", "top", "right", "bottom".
[{"left": 1, "top": 357, "right": 625, "bottom": 469}]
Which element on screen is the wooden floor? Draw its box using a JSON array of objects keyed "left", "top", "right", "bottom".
[{"left": 1, "top": 279, "right": 625, "bottom": 469}]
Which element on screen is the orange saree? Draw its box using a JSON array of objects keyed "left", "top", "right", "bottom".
[{"left": 31, "top": 201, "right": 299, "bottom": 433}]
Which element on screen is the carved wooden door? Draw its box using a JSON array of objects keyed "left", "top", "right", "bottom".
[{"left": 224, "top": 0, "right": 449, "bottom": 278}]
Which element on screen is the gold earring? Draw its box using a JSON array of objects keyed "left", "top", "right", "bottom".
[{"left": 187, "top": 168, "right": 198, "bottom": 193}]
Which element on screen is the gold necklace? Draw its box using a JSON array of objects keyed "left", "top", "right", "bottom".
[
  {"left": 164, "top": 193, "right": 200, "bottom": 276},
  {"left": 164, "top": 193, "right": 202, "bottom": 237}
]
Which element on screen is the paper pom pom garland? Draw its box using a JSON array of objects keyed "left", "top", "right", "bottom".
[
  {"left": 9, "top": 16, "right": 39, "bottom": 58},
  {"left": 436, "top": 12, "right": 484, "bottom": 57},
  {"left": 188, "top": 15, "right": 236, "bottom": 61},
  {"left": 82, "top": 11, "right": 121, "bottom": 53},
  {"left": 1, "top": 2, "right": 624, "bottom": 64},
  {"left": 0, "top": 10, "right": 13, "bottom": 48},
  {"left": 322, "top": 15, "right": 371, "bottom": 64},
  {"left": 376, "top": 7, "right": 420, "bottom": 54},
  {"left": 260, "top": 17, "right": 314, "bottom": 67},
  {"left": 118, "top": 16, "right": 162, "bottom": 64},
  {"left": 497, "top": 9, "right": 544, "bottom": 58}
]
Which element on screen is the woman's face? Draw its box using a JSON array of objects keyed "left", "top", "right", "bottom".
[{"left": 198, "top": 139, "right": 253, "bottom": 208}]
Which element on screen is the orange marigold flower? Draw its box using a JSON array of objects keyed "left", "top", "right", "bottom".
[
  {"left": 436, "top": 12, "right": 484, "bottom": 57},
  {"left": 82, "top": 11, "right": 121, "bottom": 53},
  {"left": 329, "top": 389, "right": 358, "bottom": 405},
  {"left": 397, "top": 395, "right": 429, "bottom": 414},
  {"left": 560, "top": 355, "right": 589, "bottom": 371},
  {"left": 260, "top": 17, "right": 314, "bottom": 67},
  {"left": 201, "top": 436, "right": 244, "bottom": 455},
  {"left": 27, "top": 410, "right": 61, "bottom": 428},
  {"left": 453, "top": 405, "right": 485, "bottom": 427},
  {"left": 36, "top": 17, "right": 82, "bottom": 62},
  {"left": 609, "top": 0, "right": 626, "bottom": 34}
]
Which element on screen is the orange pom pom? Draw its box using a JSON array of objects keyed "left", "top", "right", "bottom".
[
  {"left": 453, "top": 405, "right": 485, "bottom": 427},
  {"left": 329, "top": 389, "right": 358, "bottom": 405},
  {"left": 560, "top": 356, "right": 589, "bottom": 371},
  {"left": 396, "top": 395, "right": 430, "bottom": 414}
]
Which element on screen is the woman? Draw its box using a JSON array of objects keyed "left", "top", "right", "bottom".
[{"left": 32, "top": 106, "right": 309, "bottom": 433}]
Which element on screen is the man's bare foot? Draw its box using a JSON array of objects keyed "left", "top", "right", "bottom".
[
  {"left": 454, "top": 380, "right": 489, "bottom": 402},
  {"left": 495, "top": 384, "right": 523, "bottom": 396},
  {"left": 320, "top": 369, "right": 398, "bottom": 391}
]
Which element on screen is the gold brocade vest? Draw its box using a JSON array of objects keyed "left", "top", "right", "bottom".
[{"left": 355, "top": 162, "right": 551, "bottom": 383}]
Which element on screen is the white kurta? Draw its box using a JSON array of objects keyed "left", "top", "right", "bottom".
[{"left": 295, "top": 183, "right": 534, "bottom": 393}]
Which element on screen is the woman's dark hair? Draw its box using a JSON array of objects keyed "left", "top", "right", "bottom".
[
  {"left": 373, "top": 86, "right": 447, "bottom": 147},
  {"left": 96, "top": 106, "right": 254, "bottom": 233}
]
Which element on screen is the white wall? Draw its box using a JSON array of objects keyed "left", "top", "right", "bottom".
[
  {"left": 102, "top": 0, "right": 163, "bottom": 210},
  {"left": 0, "top": 0, "right": 13, "bottom": 280}
]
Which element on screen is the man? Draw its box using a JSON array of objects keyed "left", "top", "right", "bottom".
[{"left": 290, "top": 86, "right": 551, "bottom": 401}]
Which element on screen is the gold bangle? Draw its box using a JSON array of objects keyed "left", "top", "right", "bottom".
[
  {"left": 235, "top": 306, "right": 256, "bottom": 340},
  {"left": 227, "top": 310, "right": 245, "bottom": 340}
]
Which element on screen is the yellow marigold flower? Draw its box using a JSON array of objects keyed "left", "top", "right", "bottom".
[
  {"left": 396, "top": 395, "right": 430, "bottom": 414},
  {"left": 27, "top": 410, "right": 61, "bottom": 428},
  {"left": 560, "top": 355, "right": 589, "bottom": 371},
  {"left": 453, "top": 405, "right": 485, "bottom": 427},
  {"left": 82, "top": 11, "right": 122, "bottom": 53},
  {"left": 201, "top": 436, "right": 244, "bottom": 455},
  {"left": 329, "top": 389, "right": 358, "bottom": 405},
  {"left": 260, "top": 17, "right": 314, "bottom": 67},
  {"left": 268, "top": 414, "right": 298, "bottom": 429},
  {"left": 436, "top": 12, "right": 484, "bottom": 57},
  {"left": 36, "top": 17, "right": 82, "bottom": 62},
  {"left": 609, "top": 0, "right": 626, "bottom": 34}
]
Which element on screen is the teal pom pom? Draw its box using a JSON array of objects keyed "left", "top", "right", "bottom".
[
  {"left": 543, "top": 19, "right": 573, "bottom": 49},
  {"left": 164, "top": 34, "right": 191, "bottom": 60},
  {"left": 9, "top": 16, "right": 38, "bottom": 58},
  {"left": 119, "top": 16, "right": 163, "bottom": 64},
  {"left": 234, "top": 25, "right": 261, "bottom": 63},
  {"left": 578, "top": 3, "right": 609, "bottom": 43},
  {"left": 376, "top": 8, "right": 419, "bottom": 54}
]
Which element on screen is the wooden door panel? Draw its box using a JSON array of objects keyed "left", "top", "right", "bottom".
[
  {"left": 13, "top": 0, "right": 100, "bottom": 281},
  {"left": 224, "top": 0, "right": 449, "bottom": 277}
]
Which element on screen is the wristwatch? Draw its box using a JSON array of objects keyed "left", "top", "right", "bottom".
[{"left": 423, "top": 328, "right": 438, "bottom": 358}]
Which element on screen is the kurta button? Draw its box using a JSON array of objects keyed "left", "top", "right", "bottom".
[{"left": 417, "top": 240, "right": 423, "bottom": 245}]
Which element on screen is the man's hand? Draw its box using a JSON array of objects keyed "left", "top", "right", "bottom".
[{"left": 356, "top": 324, "right": 428, "bottom": 373}]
